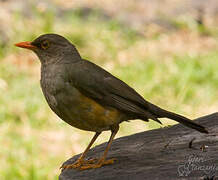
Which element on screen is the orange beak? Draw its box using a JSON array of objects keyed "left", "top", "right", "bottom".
[{"left": 14, "top": 41, "right": 37, "bottom": 50}]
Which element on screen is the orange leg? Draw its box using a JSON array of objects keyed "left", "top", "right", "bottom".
[
  {"left": 61, "top": 132, "right": 101, "bottom": 170},
  {"left": 80, "top": 125, "right": 119, "bottom": 170}
]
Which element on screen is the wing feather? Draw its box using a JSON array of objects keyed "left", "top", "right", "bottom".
[{"left": 67, "top": 60, "right": 155, "bottom": 120}]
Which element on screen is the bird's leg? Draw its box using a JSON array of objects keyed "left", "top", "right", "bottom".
[
  {"left": 61, "top": 132, "right": 101, "bottom": 170},
  {"left": 80, "top": 125, "right": 119, "bottom": 170}
]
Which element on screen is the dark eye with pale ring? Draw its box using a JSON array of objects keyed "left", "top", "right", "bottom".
[{"left": 41, "top": 40, "right": 50, "bottom": 49}]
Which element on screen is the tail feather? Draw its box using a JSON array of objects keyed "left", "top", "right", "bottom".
[{"left": 147, "top": 103, "right": 208, "bottom": 134}]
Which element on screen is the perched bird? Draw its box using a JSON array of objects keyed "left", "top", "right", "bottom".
[{"left": 15, "top": 34, "right": 208, "bottom": 170}]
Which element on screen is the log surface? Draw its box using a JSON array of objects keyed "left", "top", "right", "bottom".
[{"left": 59, "top": 113, "right": 218, "bottom": 180}]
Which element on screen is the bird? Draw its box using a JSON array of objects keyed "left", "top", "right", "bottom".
[{"left": 15, "top": 33, "right": 208, "bottom": 170}]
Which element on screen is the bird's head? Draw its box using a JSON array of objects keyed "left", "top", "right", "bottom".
[{"left": 15, "top": 34, "right": 81, "bottom": 65}]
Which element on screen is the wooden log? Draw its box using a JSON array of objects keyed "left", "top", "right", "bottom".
[{"left": 59, "top": 113, "right": 218, "bottom": 180}]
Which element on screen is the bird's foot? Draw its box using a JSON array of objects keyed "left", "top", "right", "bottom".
[
  {"left": 61, "top": 158, "right": 98, "bottom": 170},
  {"left": 80, "top": 158, "right": 117, "bottom": 170}
]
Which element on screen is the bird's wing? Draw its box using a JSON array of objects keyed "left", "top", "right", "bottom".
[
  {"left": 66, "top": 60, "right": 208, "bottom": 133},
  {"left": 65, "top": 60, "right": 209, "bottom": 133},
  {"left": 67, "top": 60, "right": 157, "bottom": 119}
]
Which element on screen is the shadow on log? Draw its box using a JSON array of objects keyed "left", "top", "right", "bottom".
[{"left": 59, "top": 113, "right": 218, "bottom": 180}]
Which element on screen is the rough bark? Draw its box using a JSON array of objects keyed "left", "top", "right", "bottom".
[{"left": 59, "top": 112, "right": 218, "bottom": 180}]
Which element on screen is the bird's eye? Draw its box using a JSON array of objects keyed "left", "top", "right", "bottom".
[{"left": 41, "top": 40, "right": 50, "bottom": 49}]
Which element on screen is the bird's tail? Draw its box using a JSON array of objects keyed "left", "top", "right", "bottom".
[{"left": 147, "top": 103, "right": 208, "bottom": 134}]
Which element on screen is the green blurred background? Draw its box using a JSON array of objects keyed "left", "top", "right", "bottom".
[{"left": 0, "top": 0, "right": 218, "bottom": 179}]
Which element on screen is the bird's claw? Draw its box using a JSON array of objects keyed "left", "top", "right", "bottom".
[
  {"left": 60, "top": 158, "right": 98, "bottom": 170},
  {"left": 79, "top": 158, "right": 117, "bottom": 170}
]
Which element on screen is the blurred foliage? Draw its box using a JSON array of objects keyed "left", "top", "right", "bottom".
[{"left": 0, "top": 0, "right": 218, "bottom": 179}]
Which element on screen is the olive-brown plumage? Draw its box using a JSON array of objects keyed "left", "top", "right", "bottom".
[{"left": 15, "top": 34, "right": 208, "bottom": 170}]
